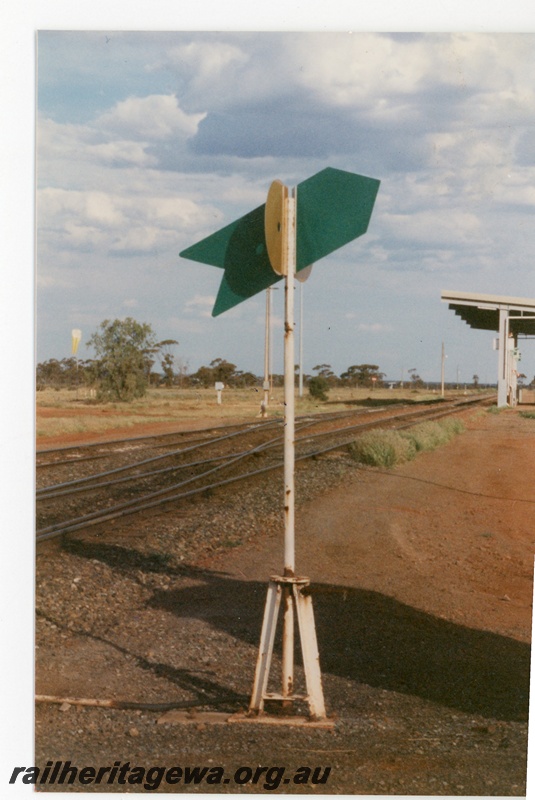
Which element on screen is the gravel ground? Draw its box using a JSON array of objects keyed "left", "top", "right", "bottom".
[{"left": 34, "top": 416, "right": 531, "bottom": 796}]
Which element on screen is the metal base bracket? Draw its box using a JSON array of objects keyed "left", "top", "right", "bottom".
[
  {"left": 248, "top": 576, "right": 327, "bottom": 720},
  {"left": 158, "top": 710, "right": 335, "bottom": 728}
]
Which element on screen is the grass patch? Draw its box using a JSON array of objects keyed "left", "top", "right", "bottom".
[
  {"left": 35, "top": 414, "right": 178, "bottom": 439},
  {"left": 348, "top": 430, "right": 416, "bottom": 467},
  {"left": 348, "top": 417, "right": 465, "bottom": 468},
  {"left": 408, "top": 417, "right": 464, "bottom": 452},
  {"left": 36, "top": 386, "right": 477, "bottom": 442},
  {"left": 519, "top": 411, "right": 535, "bottom": 420}
]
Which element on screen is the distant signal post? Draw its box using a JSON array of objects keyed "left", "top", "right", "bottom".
[
  {"left": 180, "top": 167, "right": 380, "bottom": 721},
  {"left": 71, "top": 328, "right": 82, "bottom": 394}
]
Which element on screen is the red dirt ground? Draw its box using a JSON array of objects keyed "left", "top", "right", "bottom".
[
  {"left": 36, "top": 408, "right": 251, "bottom": 449},
  {"left": 34, "top": 406, "right": 534, "bottom": 794},
  {"left": 38, "top": 406, "right": 535, "bottom": 641},
  {"left": 203, "top": 408, "right": 535, "bottom": 643}
]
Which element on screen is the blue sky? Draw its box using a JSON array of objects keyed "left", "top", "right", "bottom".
[{"left": 36, "top": 29, "right": 535, "bottom": 385}]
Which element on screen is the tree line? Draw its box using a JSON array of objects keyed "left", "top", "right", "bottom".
[
  {"left": 37, "top": 316, "right": 480, "bottom": 402},
  {"left": 37, "top": 318, "right": 182, "bottom": 400}
]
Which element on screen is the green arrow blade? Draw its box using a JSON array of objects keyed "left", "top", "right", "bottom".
[
  {"left": 212, "top": 205, "right": 283, "bottom": 316},
  {"left": 180, "top": 204, "right": 283, "bottom": 316},
  {"left": 179, "top": 211, "right": 254, "bottom": 269},
  {"left": 296, "top": 167, "right": 380, "bottom": 270},
  {"left": 179, "top": 166, "right": 380, "bottom": 316}
]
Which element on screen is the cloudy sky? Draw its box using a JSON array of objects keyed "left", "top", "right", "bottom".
[{"left": 36, "top": 28, "right": 535, "bottom": 385}]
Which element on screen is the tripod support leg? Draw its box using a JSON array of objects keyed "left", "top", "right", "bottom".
[
  {"left": 249, "top": 580, "right": 281, "bottom": 713},
  {"left": 248, "top": 576, "right": 327, "bottom": 720}
]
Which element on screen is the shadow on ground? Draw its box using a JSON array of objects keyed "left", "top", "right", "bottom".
[{"left": 63, "top": 538, "right": 531, "bottom": 723}]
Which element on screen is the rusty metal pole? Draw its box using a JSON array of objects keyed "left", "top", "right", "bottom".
[
  {"left": 281, "top": 585, "right": 294, "bottom": 701},
  {"left": 281, "top": 188, "right": 296, "bottom": 700},
  {"left": 283, "top": 189, "right": 296, "bottom": 577}
]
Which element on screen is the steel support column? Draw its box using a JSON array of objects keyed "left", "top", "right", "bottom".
[{"left": 497, "top": 308, "right": 509, "bottom": 407}]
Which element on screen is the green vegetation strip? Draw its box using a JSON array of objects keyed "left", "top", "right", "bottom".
[{"left": 348, "top": 418, "right": 465, "bottom": 468}]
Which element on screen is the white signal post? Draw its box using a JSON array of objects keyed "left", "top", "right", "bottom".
[
  {"left": 181, "top": 167, "right": 380, "bottom": 725},
  {"left": 71, "top": 329, "right": 82, "bottom": 396},
  {"left": 262, "top": 289, "right": 271, "bottom": 417},
  {"left": 283, "top": 189, "right": 296, "bottom": 575},
  {"left": 249, "top": 184, "right": 327, "bottom": 722},
  {"left": 296, "top": 264, "right": 312, "bottom": 399},
  {"left": 441, "top": 342, "right": 446, "bottom": 398},
  {"left": 298, "top": 281, "right": 304, "bottom": 398}
]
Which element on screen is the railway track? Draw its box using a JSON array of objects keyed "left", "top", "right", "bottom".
[{"left": 36, "top": 395, "right": 490, "bottom": 543}]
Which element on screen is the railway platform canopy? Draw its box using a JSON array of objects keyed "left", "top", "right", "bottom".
[{"left": 441, "top": 290, "right": 535, "bottom": 407}]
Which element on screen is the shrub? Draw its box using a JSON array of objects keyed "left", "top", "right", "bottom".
[
  {"left": 406, "top": 418, "right": 463, "bottom": 452},
  {"left": 308, "top": 376, "right": 329, "bottom": 402},
  {"left": 348, "top": 417, "right": 464, "bottom": 468},
  {"left": 87, "top": 317, "right": 157, "bottom": 402},
  {"left": 348, "top": 429, "right": 416, "bottom": 467}
]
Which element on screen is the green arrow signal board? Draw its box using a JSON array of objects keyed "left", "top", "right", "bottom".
[
  {"left": 179, "top": 167, "right": 380, "bottom": 316},
  {"left": 296, "top": 168, "right": 380, "bottom": 270}
]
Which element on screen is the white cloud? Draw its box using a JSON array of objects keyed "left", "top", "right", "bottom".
[
  {"left": 38, "top": 116, "right": 155, "bottom": 171},
  {"left": 292, "top": 33, "right": 535, "bottom": 116},
  {"left": 87, "top": 140, "right": 156, "bottom": 167},
  {"left": 293, "top": 34, "right": 432, "bottom": 107},
  {"left": 96, "top": 94, "right": 205, "bottom": 141},
  {"left": 38, "top": 187, "right": 221, "bottom": 256},
  {"left": 37, "top": 95, "right": 205, "bottom": 185},
  {"left": 221, "top": 182, "right": 267, "bottom": 208},
  {"left": 495, "top": 174, "right": 535, "bottom": 207},
  {"left": 185, "top": 294, "right": 216, "bottom": 318},
  {"left": 167, "top": 41, "right": 249, "bottom": 81},
  {"left": 383, "top": 208, "right": 482, "bottom": 247}
]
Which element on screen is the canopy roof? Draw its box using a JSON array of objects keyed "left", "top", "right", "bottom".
[{"left": 441, "top": 290, "right": 535, "bottom": 336}]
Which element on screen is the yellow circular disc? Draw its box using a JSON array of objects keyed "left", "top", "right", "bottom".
[{"left": 265, "top": 179, "right": 288, "bottom": 275}]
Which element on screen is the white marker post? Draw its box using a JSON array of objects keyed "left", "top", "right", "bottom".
[
  {"left": 296, "top": 264, "right": 312, "bottom": 399},
  {"left": 71, "top": 329, "right": 82, "bottom": 397},
  {"left": 262, "top": 288, "right": 271, "bottom": 417},
  {"left": 249, "top": 184, "right": 327, "bottom": 721}
]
